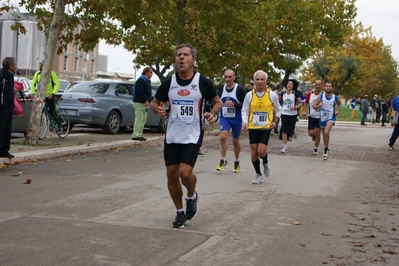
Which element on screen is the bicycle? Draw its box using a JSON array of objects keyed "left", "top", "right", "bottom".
[{"left": 39, "top": 94, "right": 70, "bottom": 139}]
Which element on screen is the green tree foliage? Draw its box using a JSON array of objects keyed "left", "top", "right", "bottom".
[
  {"left": 3, "top": 0, "right": 356, "bottom": 84},
  {"left": 106, "top": 0, "right": 356, "bottom": 83},
  {"left": 378, "top": 46, "right": 399, "bottom": 97}
]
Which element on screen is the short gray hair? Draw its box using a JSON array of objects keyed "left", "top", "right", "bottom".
[
  {"left": 253, "top": 70, "right": 268, "bottom": 81},
  {"left": 175, "top": 44, "right": 197, "bottom": 59},
  {"left": 2, "top": 57, "right": 15, "bottom": 70}
]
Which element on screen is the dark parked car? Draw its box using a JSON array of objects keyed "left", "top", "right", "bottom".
[{"left": 57, "top": 80, "right": 167, "bottom": 134}]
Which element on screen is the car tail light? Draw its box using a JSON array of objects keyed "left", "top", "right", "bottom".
[{"left": 78, "top": 98, "right": 95, "bottom": 103}]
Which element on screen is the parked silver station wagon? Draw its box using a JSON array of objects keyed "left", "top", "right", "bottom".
[{"left": 57, "top": 80, "right": 167, "bottom": 134}]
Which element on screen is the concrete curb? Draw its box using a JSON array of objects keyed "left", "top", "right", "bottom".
[{"left": 0, "top": 138, "right": 159, "bottom": 165}]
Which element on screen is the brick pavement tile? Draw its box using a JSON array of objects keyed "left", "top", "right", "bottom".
[{"left": 202, "top": 137, "right": 398, "bottom": 165}]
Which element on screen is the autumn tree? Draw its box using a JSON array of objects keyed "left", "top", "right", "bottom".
[{"left": 302, "top": 23, "right": 399, "bottom": 99}]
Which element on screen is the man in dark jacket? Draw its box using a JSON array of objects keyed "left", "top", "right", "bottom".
[
  {"left": 131, "top": 66, "right": 153, "bottom": 141},
  {"left": 0, "top": 57, "right": 17, "bottom": 158},
  {"left": 360, "top": 95, "right": 369, "bottom": 126}
]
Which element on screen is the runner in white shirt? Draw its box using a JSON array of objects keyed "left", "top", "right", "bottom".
[
  {"left": 216, "top": 69, "right": 245, "bottom": 173},
  {"left": 151, "top": 44, "right": 222, "bottom": 228},
  {"left": 312, "top": 81, "right": 342, "bottom": 160},
  {"left": 279, "top": 79, "right": 302, "bottom": 153},
  {"left": 303, "top": 80, "right": 322, "bottom": 155}
]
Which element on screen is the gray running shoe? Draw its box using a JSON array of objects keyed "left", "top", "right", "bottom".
[
  {"left": 263, "top": 163, "right": 271, "bottom": 177},
  {"left": 252, "top": 174, "right": 263, "bottom": 184}
]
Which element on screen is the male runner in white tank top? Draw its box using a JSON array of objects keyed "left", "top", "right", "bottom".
[{"left": 151, "top": 44, "right": 222, "bottom": 228}]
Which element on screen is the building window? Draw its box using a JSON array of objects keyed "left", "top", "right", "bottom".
[
  {"left": 74, "top": 46, "right": 79, "bottom": 55},
  {"left": 74, "top": 57, "right": 78, "bottom": 72},
  {"left": 63, "top": 56, "right": 68, "bottom": 70}
]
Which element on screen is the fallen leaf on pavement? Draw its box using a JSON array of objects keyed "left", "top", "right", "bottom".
[
  {"left": 104, "top": 159, "right": 109, "bottom": 162},
  {"left": 348, "top": 242, "right": 365, "bottom": 247},
  {"left": 292, "top": 221, "right": 303, "bottom": 225},
  {"left": 23, "top": 179, "right": 31, "bottom": 184},
  {"left": 383, "top": 250, "right": 397, "bottom": 254},
  {"left": 11, "top": 171, "right": 23, "bottom": 177}
]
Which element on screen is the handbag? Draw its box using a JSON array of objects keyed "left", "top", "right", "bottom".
[{"left": 13, "top": 96, "right": 23, "bottom": 117}]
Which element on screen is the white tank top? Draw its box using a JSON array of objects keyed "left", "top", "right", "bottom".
[
  {"left": 220, "top": 83, "right": 239, "bottom": 119},
  {"left": 281, "top": 91, "right": 297, "bottom": 116},
  {"left": 166, "top": 73, "right": 203, "bottom": 144},
  {"left": 320, "top": 93, "right": 336, "bottom": 121},
  {"left": 309, "top": 92, "right": 320, "bottom": 118}
]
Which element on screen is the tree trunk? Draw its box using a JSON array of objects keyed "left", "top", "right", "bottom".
[{"left": 24, "top": 0, "right": 66, "bottom": 145}]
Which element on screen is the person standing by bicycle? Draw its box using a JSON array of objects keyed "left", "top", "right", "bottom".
[{"left": 30, "top": 60, "right": 62, "bottom": 133}]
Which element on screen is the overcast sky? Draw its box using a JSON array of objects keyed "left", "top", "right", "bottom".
[{"left": 99, "top": 0, "right": 399, "bottom": 77}]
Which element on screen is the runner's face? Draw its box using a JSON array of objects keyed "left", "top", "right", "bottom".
[
  {"left": 175, "top": 47, "right": 195, "bottom": 74},
  {"left": 325, "top": 83, "right": 332, "bottom": 93},
  {"left": 314, "top": 80, "right": 322, "bottom": 91},
  {"left": 287, "top": 81, "right": 293, "bottom": 90},
  {"left": 224, "top": 71, "right": 235, "bottom": 87},
  {"left": 254, "top": 73, "right": 267, "bottom": 90}
]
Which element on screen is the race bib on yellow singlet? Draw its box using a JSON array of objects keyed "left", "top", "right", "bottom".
[{"left": 253, "top": 111, "right": 268, "bottom": 126}]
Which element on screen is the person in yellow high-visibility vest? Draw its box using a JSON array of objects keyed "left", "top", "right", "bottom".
[{"left": 30, "top": 60, "right": 61, "bottom": 133}]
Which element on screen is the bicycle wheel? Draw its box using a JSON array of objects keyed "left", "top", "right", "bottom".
[
  {"left": 56, "top": 109, "right": 70, "bottom": 138},
  {"left": 38, "top": 112, "right": 49, "bottom": 140}
]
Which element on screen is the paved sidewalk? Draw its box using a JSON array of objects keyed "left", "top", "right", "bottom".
[{"left": 1, "top": 120, "right": 398, "bottom": 265}]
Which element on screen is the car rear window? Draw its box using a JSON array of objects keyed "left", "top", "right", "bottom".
[
  {"left": 70, "top": 83, "right": 110, "bottom": 93},
  {"left": 59, "top": 80, "right": 69, "bottom": 92}
]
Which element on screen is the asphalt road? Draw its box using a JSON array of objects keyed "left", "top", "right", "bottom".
[{"left": 0, "top": 121, "right": 398, "bottom": 265}]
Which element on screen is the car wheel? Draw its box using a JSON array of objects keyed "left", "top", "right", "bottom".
[
  {"left": 103, "top": 111, "right": 121, "bottom": 134},
  {"left": 156, "top": 114, "right": 168, "bottom": 133}
]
